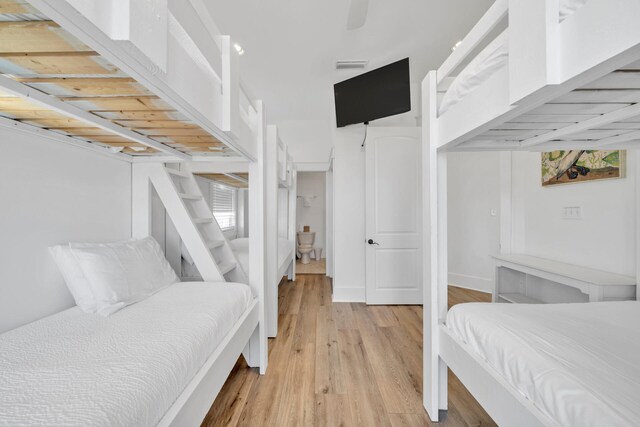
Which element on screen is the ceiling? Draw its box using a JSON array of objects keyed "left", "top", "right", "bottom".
[{"left": 205, "top": 0, "right": 495, "bottom": 124}]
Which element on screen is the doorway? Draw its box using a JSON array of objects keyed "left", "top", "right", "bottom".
[{"left": 295, "top": 171, "right": 328, "bottom": 275}]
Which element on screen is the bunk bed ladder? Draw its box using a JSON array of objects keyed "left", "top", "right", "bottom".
[{"left": 145, "top": 163, "right": 248, "bottom": 284}]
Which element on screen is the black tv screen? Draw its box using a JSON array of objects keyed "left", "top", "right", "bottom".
[{"left": 334, "top": 58, "right": 410, "bottom": 128}]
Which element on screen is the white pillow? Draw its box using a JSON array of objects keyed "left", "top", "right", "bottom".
[
  {"left": 70, "top": 237, "right": 179, "bottom": 316},
  {"left": 48, "top": 245, "right": 97, "bottom": 313}
]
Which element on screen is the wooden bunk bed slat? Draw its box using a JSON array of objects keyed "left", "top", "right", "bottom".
[
  {"left": 94, "top": 110, "right": 188, "bottom": 121},
  {"left": 135, "top": 128, "right": 212, "bottom": 137},
  {"left": 21, "top": 78, "right": 152, "bottom": 97},
  {"left": 62, "top": 96, "right": 173, "bottom": 111},
  {"left": 0, "top": 21, "right": 91, "bottom": 53},
  {"left": 113, "top": 120, "right": 198, "bottom": 129},
  {"left": 0, "top": 54, "right": 120, "bottom": 76},
  {"left": 0, "top": 0, "right": 39, "bottom": 14}
]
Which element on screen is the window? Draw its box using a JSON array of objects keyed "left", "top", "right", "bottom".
[{"left": 211, "top": 183, "right": 237, "bottom": 231}]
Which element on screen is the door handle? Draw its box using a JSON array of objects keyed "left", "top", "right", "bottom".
[{"left": 367, "top": 239, "right": 379, "bottom": 245}]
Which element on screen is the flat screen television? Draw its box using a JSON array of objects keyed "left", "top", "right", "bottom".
[{"left": 334, "top": 58, "right": 411, "bottom": 128}]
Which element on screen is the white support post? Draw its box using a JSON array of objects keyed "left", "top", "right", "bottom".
[
  {"left": 636, "top": 150, "right": 640, "bottom": 301},
  {"left": 265, "top": 125, "right": 279, "bottom": 337},
  {"left": 499, "top": 152, "right": 513, "bottom": 256},
  {"left": 508, "top": 0, "right": 560, "bottom": 104},
  {"left": 132, "top": 163, "right": 154, "bottom": 239},
  {"left": 423, "top": 70, "right": 448, "bottom": 421},
  {"left": 288, "top": 168, "right": 297, "bottom": 282},
  {"left": 245, "top": 100, "right": 268, "bottom": 374}
]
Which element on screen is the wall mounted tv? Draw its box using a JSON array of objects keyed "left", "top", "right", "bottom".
[{"left": 334, "top": 58, "right": 411, "bottom": 128}]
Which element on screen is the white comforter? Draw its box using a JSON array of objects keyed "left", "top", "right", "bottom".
[
  {"left": 446, "top": 301, "right": 640, "bottom": 427},
  {"left": 0, "top": 282, "right": 254, "bottom": 427}
]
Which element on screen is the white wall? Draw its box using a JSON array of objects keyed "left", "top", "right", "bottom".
[
  {"left": 0, "top": 130, "right": 132, "bottom": 334},
  {"left": 511, "top": 150, "right": 637, "bottom": 276},
  {"left": 296, "top": 172, "right": 326, "bottom": 257},
  {"left": 277, "top": 120, "right": 333, "bottom": 167},
  {"left": 447, "top": 152, "right": 501, "bottom": 293}
]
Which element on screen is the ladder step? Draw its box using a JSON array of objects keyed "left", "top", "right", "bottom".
[
  {"left": 179, "top": 193, "right": 203, "bottom": 201},
  {"left": 165, "top": 168, "right": 192, "bottom": 179},
  {"left": 219, "top": 261, "right": 237, "bottom": 275},
  {"left": 192, "top": 217, "right": 213, "bottom": 224},
  {"left": 207, "top": 240, "right": 225, "bottom": 249}
]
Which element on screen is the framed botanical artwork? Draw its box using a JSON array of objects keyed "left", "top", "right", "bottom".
[{"left": 541, "top": 150, "right": 626, "bottom": 186}]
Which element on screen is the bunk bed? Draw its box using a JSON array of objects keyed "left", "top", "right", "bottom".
[
  {"left": 422, "top": 0, "right": 640, "bottom": 425},
  {"left": 188, "top": 127, "right": 298, "bottom": 339},
  {"left": 276, "top": 138, "right": 297, "bottom": 282},
  {"left": 0, "top": 0, "right": 270, "bottom": 425}
]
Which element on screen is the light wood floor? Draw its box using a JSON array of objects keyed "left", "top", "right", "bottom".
[
  {"left": 296, "top": 258, "right": 326, "bottom": 275},
  {"left": 202, "top": 275, "right": 496, "bottom": 426}
]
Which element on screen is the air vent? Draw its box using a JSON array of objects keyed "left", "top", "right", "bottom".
[{"left": 336, "top": 60, "right": 369, "bottom": 70}]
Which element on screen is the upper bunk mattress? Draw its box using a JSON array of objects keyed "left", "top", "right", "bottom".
[
  {"left": 446, "top": 301, "right": 640, "bottom": 427},
  {"left": 0, "top": 282, "right": 254, "bottom": 427},
  {"left": 439, "top": 0, "right": 589, "bottom": 116}
]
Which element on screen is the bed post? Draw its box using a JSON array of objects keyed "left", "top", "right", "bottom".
[
  {"left": 245, "top": 100, "right": 268, "bottom": 374},
  {"left": 636, "top": 150, "right": 640, "bottom": 301},
  {"left": 265, "top": 125, "right": 279, "bottom": 337},
  {"left": 422, "top": 70, "right": 448, "bottom": 421},
  {"left": 509, "top": 0, "right": 560, "bottom": 104},
  {"left": 288, "top": 167, "right": 297, "bottom": 282},
  {"left": 131, "top": 163, "right": 154, "bottom": 239}
]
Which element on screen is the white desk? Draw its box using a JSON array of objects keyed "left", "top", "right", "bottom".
[{"left": 493, "top": 254, "right": 636, "bottom": 304}]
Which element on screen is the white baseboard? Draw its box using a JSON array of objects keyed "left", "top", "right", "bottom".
[
  {"left": 333, "top": 287, "right": 365, "bottom": 303},
  {"left": 449, "top": 272, "right": 493, "bottom": 294}
]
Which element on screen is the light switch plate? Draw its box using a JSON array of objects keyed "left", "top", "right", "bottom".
[{"left": 562, "top": 206, "right": 583, "bottom": 220}]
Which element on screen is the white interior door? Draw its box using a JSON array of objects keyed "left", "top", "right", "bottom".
[{"left": 365, "top": 132, "right": 422, "bottom": 304}]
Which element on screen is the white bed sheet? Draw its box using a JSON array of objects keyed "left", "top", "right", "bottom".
[
  {"left": 0, "top": 282, "right": 254, "bottom": 427},
  {"left": 439, "top": 0, "right": 588, "bottom": 115},
  {"left": 446, "top": 301, "right": 640, "bottom": 427},
  {"left": 230, "top": 237, "right": 293, "bottom": 277}
]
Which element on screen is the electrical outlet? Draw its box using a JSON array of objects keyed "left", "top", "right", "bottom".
[
  {"left": 562, "top": 206, "right": 583, "bottom": 220},
  {"left": 490, "top": 209, "right": 498, "bottom": 217}
]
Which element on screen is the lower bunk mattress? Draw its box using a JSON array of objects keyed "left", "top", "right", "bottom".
[
  {"left": 446, "top": 301, "right": 640, "bottom": 427},
  {"left": 0, "top": 282, "right": 254, "bottom": 427}
]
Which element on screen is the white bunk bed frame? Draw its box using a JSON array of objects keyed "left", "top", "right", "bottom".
[
  {"left": 189, "top": 129, "right": 298, "bottom": 339},
  {"left": 422, "top": 0, "right": 640, "bottom": 425},
  {"left": 0, "top": 1, "right": 277, "bottom": 426}
]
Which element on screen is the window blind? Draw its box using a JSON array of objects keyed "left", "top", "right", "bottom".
[{"left": 211, "top": 183, "right": 236, "bottom": 230}]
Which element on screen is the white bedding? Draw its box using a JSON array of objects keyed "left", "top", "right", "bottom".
[
  {"left": 446, "top": 301, "right": 640, "bottom": 427},
  {"left": 0, "top": 282, "right": 254, "bottom": 427},
  {"left": 439, "top": 0, "right": 588, "bottom": 115},
  {"left": 229, "top": 237, "right": 293, "bottom": 277}
]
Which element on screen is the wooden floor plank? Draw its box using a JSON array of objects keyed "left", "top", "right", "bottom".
[
  {"left": 204, "top": 276, "right": 496, "bottom": 427},
  {"left": 315, "top": 394, "right": 353, "bottom": 427},
  {"left": 315, "top": 305, "right": 346, "bottom": 395}
]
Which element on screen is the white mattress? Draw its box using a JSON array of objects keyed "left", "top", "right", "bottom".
[
  {"left": 229, "top": 237, "right": 293, "bottom": 277},
  {"left": 446, "top": 301, "right": 640, "bottom": 427},
  {"left": 439, "top": 0, "right": 588, "bottom": 115},
  {"left": 0, "top": 282, "right": 254, "bottom": 427}
]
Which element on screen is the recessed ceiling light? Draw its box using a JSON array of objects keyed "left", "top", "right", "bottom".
[
  {"left": 233, "top": 43, "right": 245, "bottom": 56},
  {"left": 451, "top": 40, "right": 463, "bottom": 52}
]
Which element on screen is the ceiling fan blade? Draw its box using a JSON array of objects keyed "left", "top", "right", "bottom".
[{"left": 347, "top": 0, "right": 369, "bottom": 30}]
